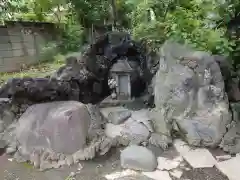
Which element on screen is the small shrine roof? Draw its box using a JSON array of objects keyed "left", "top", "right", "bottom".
[{"left": 110, "top": 59, "right": 133, "bottom": 73}]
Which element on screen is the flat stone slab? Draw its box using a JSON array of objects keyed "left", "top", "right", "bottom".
[
  {"left": 104, "top": 169, "right": 152, "bottom": 180},
  {"left": 174, "top": 139, "right": 217, "bottom": 168},
  {"left": 216, "top": 155, "right": 240, "bottom": 180},
  {"left": 142, "top": 170, "right": 172, "bottom": 180}
]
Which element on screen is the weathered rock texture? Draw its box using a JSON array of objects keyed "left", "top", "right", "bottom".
[
  {"left": 16, "top": 101, "right": 91, "bottom": 155},
  {"left": 120, "top": 145, "right": 157, "bottom": 171},
  {"left": 8, "top": 101, "right": 121, "bottom": 170},
  {"left": 211, "top": 55, "right": 240, "bottom": 153},
  {"left": 213, "top": 55, "right": 240, "bottom": 102},
  {"left": 103, "top": 107, "right": 171, "bottom": 149},
  {"left": 0, "top": 32, "right": 149, "bottom": 104},
  {"left": 152, "top": 42, "right": 231, "bottom": 147},
  {"left": 1, "top": 34, "right": 240, "bottom": 171}
]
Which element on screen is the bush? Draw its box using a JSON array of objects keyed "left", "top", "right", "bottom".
[
  {"left": 58, "top": 23, "right": 84, "bottom": 54},
  {"left": 130, "top": 1, "right": 234, "bottom": 56},
  {"left": 39, "top": 42, "right": 59, "bottom": 62}
]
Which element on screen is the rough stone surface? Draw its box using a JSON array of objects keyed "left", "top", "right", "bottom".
[
  {"left": 100, "top": 106, "right": 127, "bottom": 119},
  {"left": 108, "top": 110, "right": 131, "bottom": 125},
  {"left": 9, "top": 101, "right": 117, "bottom": 170},
  {"left": 213, "top": 55, "right": 240, "bottom": 102},
  {"left": 103, "top": 107, "right": 171, "bottom": 149},
  {"left": 220, "top": 122, "right": 240, "bottom": 154},
  {"left": 120, "top": 145, "right": 157, "bottom": 171},
  {"left": 0, "top": 32, "right": 149, "bottom": 104},
  {"left": 15, "top": 101, "right": 91, "bottom": 155},
  {"left": 105, "top": 117, "right": 150, "bottom": 145},
  {"left": 0, "top": 139, "right": 6, "bottom": 149},
  {"left": 153, "top": 42, "right": 231, "bottom": 147},
  {"left": 131, "top": 109, "right": 154, "bottom": 132}
]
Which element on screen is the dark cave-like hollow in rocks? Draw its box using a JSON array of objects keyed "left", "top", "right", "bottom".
[{"left": 0, "top": 31, "right": 153, "bottom": 105}]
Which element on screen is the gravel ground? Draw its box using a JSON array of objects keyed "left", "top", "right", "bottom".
[
  {"left": 0, "top": 147, "right": 229, "bottom": 180},
  {"left": 179, "top": 167, "right": 228, "bottom": 180}
]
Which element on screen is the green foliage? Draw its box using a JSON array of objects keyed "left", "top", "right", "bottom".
[
  {"left": 164, "top": 6, "right": 234, "bottom": 55},
  {"left": 59, "top": 23, "right": 84, "bottom": 53},
  {"left": 68, "top": 0, "right": 110, "bottom": 28},
  {"left": 130, "top": 0, "right": 236, "bottom": 57},
  {"left": 1, "top": 0, "right": 239, "bottom": 64},
  {"left": 39, "top": 42, "right": 59, "bottom": 62}
]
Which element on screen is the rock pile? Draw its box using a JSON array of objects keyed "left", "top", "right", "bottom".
[
  {"left": 0, "top": 31, "right": 149, "bottom": 104},
  {"left": 0, "top": 33, "right": 240, "bottom": 176}
]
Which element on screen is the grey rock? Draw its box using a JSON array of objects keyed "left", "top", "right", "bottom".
[
  {"left": 0, "top": 121, "right": 4, "bottom": 133},
  {"left": 120, "top": 145, "right": 157, "bottom": 171},
  {"left": 231, "top": 102, "right": 240, "bottom": 122},
  {"left": 1, "top": 109, "right": 15, "bottom": 125},
  {"left": 6, "top": 146, "right": 17, "bottom": 154},
  {"left": 66, "top": 155, "right": 74, "bottom": 166},
  {"left": 2, "top": 121, "right": 18, "bottom": 146},
  {"left": 123, "top": 118, "right": 150, "bottom": 145},
  {"left": 153, "top": 42, "right": 231, "bottom": 147},
  {"left": 15, "top": 101, "right": 91, "bottom": 156},
  {"left": 13, "top": 151, "right": 28, "bottom": 163},
  {"left": 147, "top": 144, "right": 164, "bottom": 157},
  {"left": 31, "top": 152, "right": 41, "bottom": 168},
  {"left": 220, "top": 122, "right": 240, "bottom": 154},
  {"left": 213, "top": 55, "right": 240, "bottom": 102},
  {"left": 40, "top": 161, "right": 54, "bottom": 171},
  {"left": 105, "top": 118, "right": 151, "bottom": 146},
  {"left": 0, "top": 139, "right": 6, "bottom": 149},
  {"left": 108, "top": 110, "right": 131, "bottom": 125},
  {"left": 0, "top": 102, "right": 16, "bottom": 133}
]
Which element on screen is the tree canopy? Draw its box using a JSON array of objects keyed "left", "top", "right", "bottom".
[{"left": 0, "top": 0, "right": 239, "bottom": 63}]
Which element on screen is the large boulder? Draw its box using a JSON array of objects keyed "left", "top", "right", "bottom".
[
  {"left": 15, "top": 101, "right": 91, "bottom": 156},
  {"left": 153, "top": 42, "right": 231, "bottom": 147}
]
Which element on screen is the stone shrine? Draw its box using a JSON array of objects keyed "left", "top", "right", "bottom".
[{"left": 110, "top": 58, "right": 133, "bottom": 100}]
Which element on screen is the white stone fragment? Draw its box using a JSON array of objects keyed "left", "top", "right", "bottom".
[
  {"left": 174, "top": 139, "right": 217, "bottom": 168},
  {"left": 105, "top": 169, "right": 138, "bottom": 180},
  {"left": 142, "top": 170, "right": 172, "bottom": 180},
  {"left": 7, "top": 158, "right": 13, "bottom": 162},
  {"left": 157, "top": 156, "right": 182, "bottom": 170},
  {"left": 170, "top": 169, "right": 183, "bottom": 179},
  {"left": 216, "top": 155, "right": 240, "bottom": 180},
  {"left": 216, "top": 155, "right": 232, "bottom": 161}
]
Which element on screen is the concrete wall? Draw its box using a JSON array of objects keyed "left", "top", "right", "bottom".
[{"left": 0, "top": 21, "right": 55, "bottom": 72}]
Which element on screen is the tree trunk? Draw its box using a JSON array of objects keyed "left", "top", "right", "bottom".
[{"left": 111, "top": 0, "right": 117, "bottom": 29}]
